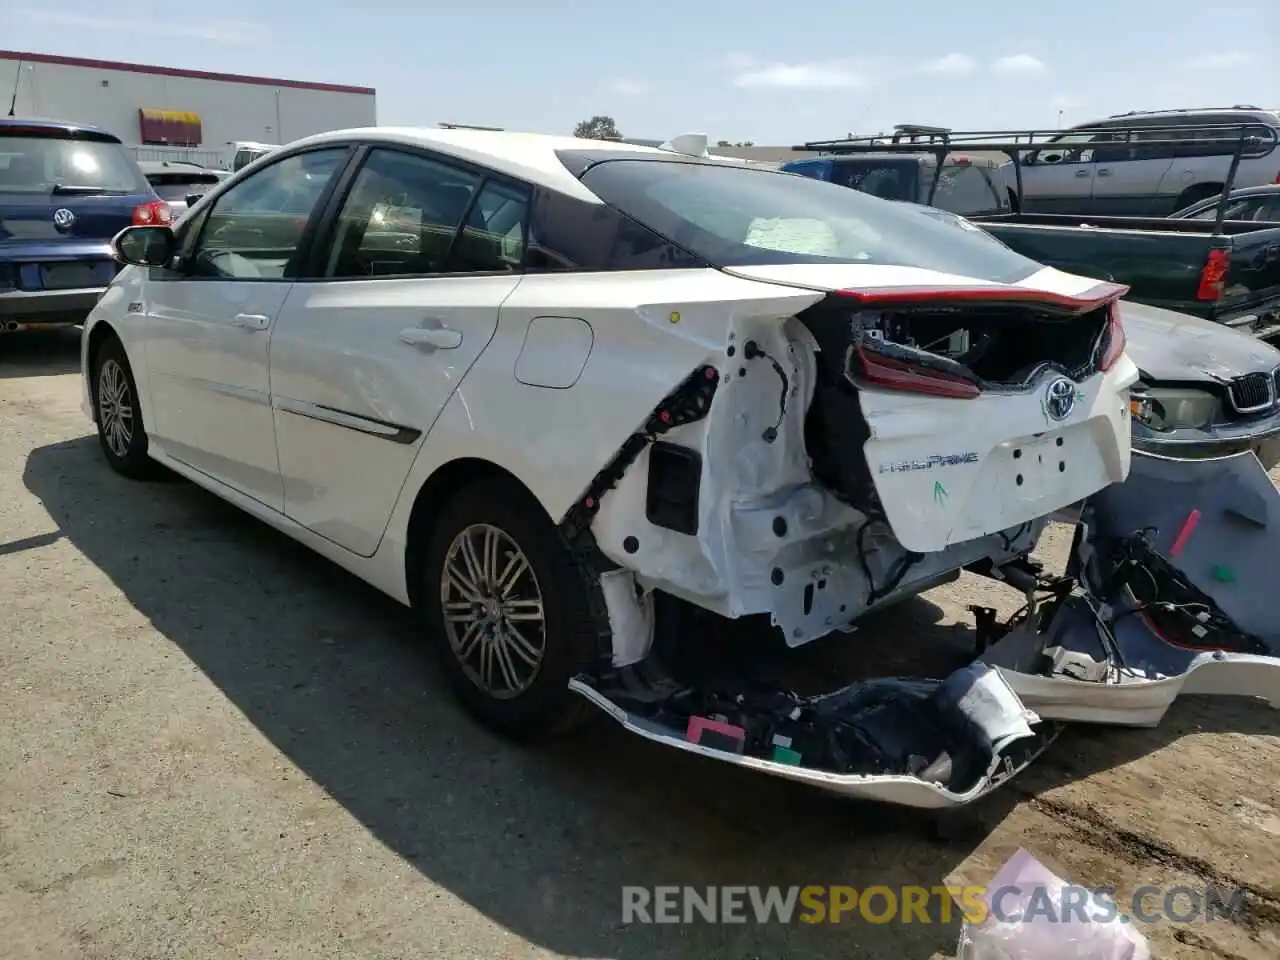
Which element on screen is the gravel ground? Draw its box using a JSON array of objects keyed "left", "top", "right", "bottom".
[{"left": 2, "top": 329, "right": 1278, "bottom": 960}]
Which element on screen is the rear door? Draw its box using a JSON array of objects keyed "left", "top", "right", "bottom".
[
  {"left": 143, "top": 146, "right": 352, "bottom": 508},
  {"left": 1090, "top": 118, "right": 1177, "bottom": 215},
  {"left": 269, "top": 146, "right": 528, "bottom": 556},
  {"left": 1020, "top": 132, "right": 1097, "bottom": 213}
]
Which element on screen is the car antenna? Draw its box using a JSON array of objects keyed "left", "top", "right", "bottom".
[{"left": 6, "top": 59, "right": 24, "bottom": 117}]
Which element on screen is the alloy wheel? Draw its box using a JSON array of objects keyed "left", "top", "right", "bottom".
[
  {"left": 440, "top": 523, "right": 547, "bottom": 699},
  {"left": 98, "top": 358, "right": 135, "bottom": 458}
]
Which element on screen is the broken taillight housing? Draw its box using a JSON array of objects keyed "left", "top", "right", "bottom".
[
  {"left": 1098, "top": 301, "right": 1126, "bottom": 372},
  {"left": 1196, "top": 249, "right": 1229, "bottom": 302},
  {"left": 849, "top": 341, "right": 981, "bottom": 399}
]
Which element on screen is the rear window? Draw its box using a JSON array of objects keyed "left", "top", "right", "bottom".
[
  {"left": 578, "top": 158, "right": 1041, "bottom": 282},
  {"left": 147, "top": 173, "right": 222, "bottom": 202},
  {"left": 0, "top": 134, "right": 149, "bottom": 194}
]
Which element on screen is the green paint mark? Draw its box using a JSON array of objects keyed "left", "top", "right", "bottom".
[
  {"left": 1211, "top": 564, "right": 1236, "bottom": 583},
  {"left": 933, "top": 480, "right": 948, "bottom": 506},
  {"left": 771, "top": 746, "right": 803, "bottom": 765}
]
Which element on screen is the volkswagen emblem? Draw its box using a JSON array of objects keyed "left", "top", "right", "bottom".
[
  {"left": 1044, "top": 377, "right": 1077, "bottom": 422},
  {"left": 52, "top": 207, "right": 76, "bottom": 231}
]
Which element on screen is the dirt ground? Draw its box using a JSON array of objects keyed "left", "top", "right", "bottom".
[{"left": 2, "top": 329, "right": 1278, "bottom": 960}]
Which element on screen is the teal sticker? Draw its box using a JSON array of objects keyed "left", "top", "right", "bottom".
[{"left": 933, "top": 481, "right": 948, "bottom": 506}]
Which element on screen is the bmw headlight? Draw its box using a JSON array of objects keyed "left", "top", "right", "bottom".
[{"left": 1129, "top": 387, "right": 1221, "bottom": 432}]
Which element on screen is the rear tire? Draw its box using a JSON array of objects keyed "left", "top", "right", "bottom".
[
  {"left": 417, "top": 476, "right": 606, "bottom": 739},
  {"left": 92, "top": 336, "right": 159, "bottom": 480}
]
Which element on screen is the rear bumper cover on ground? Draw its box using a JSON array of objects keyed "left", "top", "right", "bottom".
[{"left": 573, "top": 450, "right": 1279, "bottom": 808}]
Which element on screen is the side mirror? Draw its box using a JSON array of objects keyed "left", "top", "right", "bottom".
[{"left": 112, "top": 225, "right": 176, "bottom": 267}]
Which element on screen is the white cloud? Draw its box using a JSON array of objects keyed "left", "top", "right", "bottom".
[
  {"left": 733, "top": 60, "right": 869, "bottom": 89},
  {"left": 1186, "top": 50, "right": 1255, "bottom": 69},
  {"left": 14, "top": 10, "right": 267, "bottom": 44},
  {"left": 606, "top": 79, "right": 649, "bottom": 97},
  {"left": 991, "top": 54, "right": 1047, "bottom": 75},
  {"left": 920, "top": 53, "right": 976, "bottom": 76}
]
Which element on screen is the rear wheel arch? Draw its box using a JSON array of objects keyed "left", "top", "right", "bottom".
[
  {"left": 1174, "top": 182, "right": 1223, "bottom": 212},
  {"left": 403, "top": 458, "right": 541, "bottom": 608}
]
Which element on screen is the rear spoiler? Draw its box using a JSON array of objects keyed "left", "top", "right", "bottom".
[{"left": 832, "top": 281, "right": 1132, "bottom": 316}]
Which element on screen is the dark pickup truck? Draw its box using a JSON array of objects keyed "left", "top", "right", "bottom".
[{"left": 788, "top": 124, "right": 1280, "bottom": 340}]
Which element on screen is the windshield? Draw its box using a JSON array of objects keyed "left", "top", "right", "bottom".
[
  {"left": 579, "top": 158, "right": 1041, "bottom": 282},
  {"left": 0, "top": 135, "right": 149, "bottom": 194}
]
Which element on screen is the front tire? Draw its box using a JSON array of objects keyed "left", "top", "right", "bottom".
[
  {"left": 418, "top": 476, "right": 606, "bottom": 739},
  {"left": 92, "top": 336, "right": 158, "bottom": 479}
]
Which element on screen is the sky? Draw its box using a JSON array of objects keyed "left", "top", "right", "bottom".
[{"left": 1, "top": 0, "right": 1277, "bottom": 144}]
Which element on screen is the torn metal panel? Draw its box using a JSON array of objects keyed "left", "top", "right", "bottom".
[{"left": 570, "top": 662, "right": 1059, "bottom": 809}]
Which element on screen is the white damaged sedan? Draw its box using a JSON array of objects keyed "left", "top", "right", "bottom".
[{"left": 83, "top": 128, "right": 1137, "bottom": 807}]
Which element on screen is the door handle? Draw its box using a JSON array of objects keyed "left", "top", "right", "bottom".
[
  {"left": 1096, "top": 168, "right": 1112, "bottom": 177},
  {"left": 399, "top": 324, "right": 462, "bottom": 351},
  {"left": 1075, "top": 169, "right": 1091, "bottom": 178},
  {"left": 233, "top": 313, "right": 270, "bottom": 330}
]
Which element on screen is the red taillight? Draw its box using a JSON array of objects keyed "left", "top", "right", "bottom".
[
  {"left": 1273, "top": 171, "right": 1280, "bottom": 184},
  {"left": 852, "top": 343, "right": 981, "bottom": 399},
  {"left": 952, "top": 155, "right": 971, "bottom": 165},
  {"left": 132, "top": 200, "right": 173, "bottom": 226},
  {"left": 1099, "top": 302, "right": 1126, "bottom": 372},
  {"left": 1196, "top": 248, "right": 1229, "bottom": 302}
]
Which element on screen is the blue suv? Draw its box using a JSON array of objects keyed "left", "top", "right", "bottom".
[{"left": 1, "top": 118, "right": 170, "bottom": 332}]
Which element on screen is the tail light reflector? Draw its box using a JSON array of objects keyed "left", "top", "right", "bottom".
[
  {"left": 1196, "top": 249, "right": 1229, "bottom": 301},
  {"left": 132, "top": 200, "right": 173, "bottom": 226},
  {"left": 1099, "top": 301, "right": 1126, "bottom": 372},
  {"left": 851, "top": 343, "right": 981, "bottom": 399}
]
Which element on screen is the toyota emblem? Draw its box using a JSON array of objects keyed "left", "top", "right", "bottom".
[
  {"left": 52, "top": 207, "right": 76, "bottom": 231},
  {"left": 1044, "top": 377, "right": 1077, "bottom": 421}
]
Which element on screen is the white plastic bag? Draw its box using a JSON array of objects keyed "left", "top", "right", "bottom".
[{"left": 956, "top": 848, "right": 1150, "bottom": 960}]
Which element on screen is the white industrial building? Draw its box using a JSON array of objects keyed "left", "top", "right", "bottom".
[{"left": 1, "top": 49, "right": 376, "bottom": 169}]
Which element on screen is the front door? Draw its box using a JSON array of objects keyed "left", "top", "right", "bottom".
[
  {"left": 143, "top": 146, "right": 351, "bottom": 508},
  {"left": 270, "top": 146, "right": 531, "bottom": 556}
]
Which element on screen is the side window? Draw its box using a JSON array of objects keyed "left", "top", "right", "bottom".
[
  {"left": 1172, "top": 119, "right": 1274, "bottom": 160},
  {"left": 1031, "top": 130, "right": 1099, "bottom": 165},
  {"left": 323, "top": 148, "right": 483, "bottom": 278},
  {"left": 1257, "top": 197, "right": 1280, "bottom": 221},
  {"left": 784, "top": 161, "right": 830, "bottom": 181},
  {"left": 932, "top": 165, "right": 1003, "bottom": 215},
  {"left": 189, "top": 148, "right": 346, "bottom": 280},
  {"left": 524, "top": 186, "right": 704, "bottom": 272},
  {"left": 1090, "top": 131, "right": 1135, "bottom": 164},
  {"left": 834, "top": 163, "right": 913, "bottom": 200},
  {"left": 450, "top": 180, "right": 530, "bottom": 272}
]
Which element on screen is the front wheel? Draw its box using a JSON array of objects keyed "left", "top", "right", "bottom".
[
  {"left": 418, "top": 476, "right": 606, "bottom": 739},
  {"left": 92, "top": 336, "right": 159, "bottom": 479}
]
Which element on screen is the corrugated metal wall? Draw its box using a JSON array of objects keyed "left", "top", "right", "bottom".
[{"left": 2, "top": 54, "right": 376, "bottom": 169}]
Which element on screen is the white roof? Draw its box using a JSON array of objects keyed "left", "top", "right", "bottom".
[{"left": 282, "top": 127, "right": 672, "bottom": 202}]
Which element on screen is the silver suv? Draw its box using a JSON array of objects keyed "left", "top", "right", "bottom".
[{"left": 1019, "top": 106, "right": 1280, "bottom": 216}]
